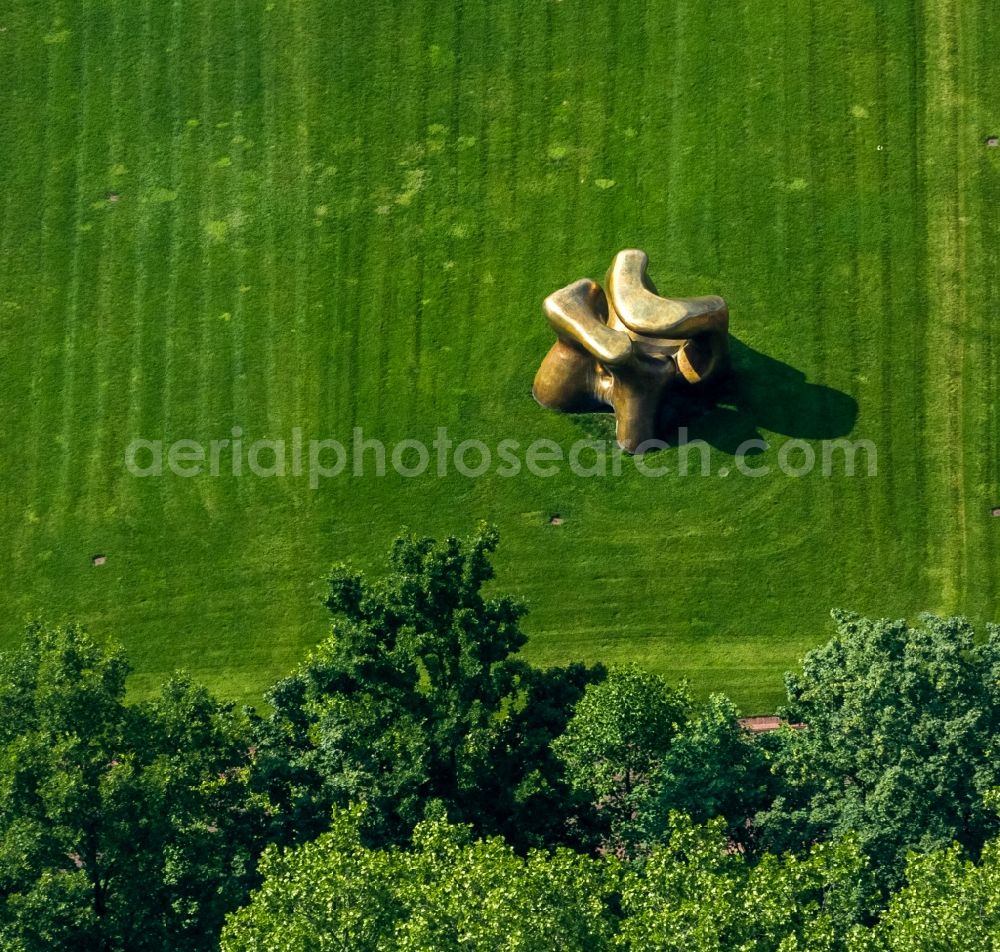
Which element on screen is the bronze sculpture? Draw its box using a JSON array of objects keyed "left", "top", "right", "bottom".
[{"left": 532, "top": 249, "right": 730, "bottom": 453}]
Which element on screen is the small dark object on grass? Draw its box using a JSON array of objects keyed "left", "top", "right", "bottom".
[
  {"left": 549, "top": 514, "right": 563, "bottom": 525},
  {"left": 92, "top": 554, "right": 107, "bottom": 566},
  {"left": 987, "top": 136, "right": 999, "bottom": 148}
]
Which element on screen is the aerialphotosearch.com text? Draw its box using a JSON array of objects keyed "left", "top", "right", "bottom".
[{"left": 124, "top": 427, "right": 877, "bottom": 487}]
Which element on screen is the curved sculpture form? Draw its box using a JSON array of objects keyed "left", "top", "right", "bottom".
[{"left": 533, "top": 250, "right": 729, "bottom": 453}]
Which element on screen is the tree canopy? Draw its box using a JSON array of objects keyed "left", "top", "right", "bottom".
[
  {"left": 756, "top": 610, "right": 1000, "bottom": 891},
  {"left": 222, "top": 805, "right": 618, "bottom": 952},
  {"left": 552, "top": 665, "right": 691, "bottom": 854},
  {"left": 0, "top": 623, "right": 260, "bottom": 951},
  {"left": 4, "top": 537, "right": 1000, "bottom": 950},
  {"left": 224, "top": 806, "right": 872, "bottom": 952},
  {"left": 853, "top": 830, "right": 1000, "bottom": 950},
  {"left": 252, "top": 526, "right": 604, "bottom": 850}
]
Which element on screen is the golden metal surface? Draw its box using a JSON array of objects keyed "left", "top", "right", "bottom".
[{"left": 532, "top": 250, "right": 729, "bottom": 453}]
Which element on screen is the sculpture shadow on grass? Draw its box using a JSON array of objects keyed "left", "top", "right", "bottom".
[
  {"left": 569, "top": 337, "right": 859, "bottom": 456},
  {"left": 666, "top": 337, "right": 860, "bottom": 456}
]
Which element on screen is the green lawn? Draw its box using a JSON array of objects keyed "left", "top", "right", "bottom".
[{"left": 1, "top": 0, "right": 997, "bottom": 713}]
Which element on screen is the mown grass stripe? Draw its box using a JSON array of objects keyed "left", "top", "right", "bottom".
[
  {"left": 663, "top": 0, "right": 689, "bottom": 275},
  {"left": 194, "top": 0, "right": 220, "bottom": 514},
  {"left": 955, "top": 0, "right": 997, "bottom": 614},
  {"left": 883, "top": 0, "right": 930, "bottom": 600},
  {"left": 326, "top": 0, "right": 369, "bottom": 447},
  {"left": 225, "top": 0, "right": 250, "bottom": 447},
  {"left": 920, "top": 0, "right": 967, "bottom": 609},
  {"left": 867, "top": 0, "right": 902, "bottom": 569},
  {"left": 388, "top": 0, "right": 433, "bottom": 437},
  {"left": 820, "top": 0, "right": 874, "bottom": 555},
  {"left": 120, "top": 0, "right": 155, "bottom": 489},
  {"left": 26, "top": 9, "right": 70, "bottom": 522},
  {"left": 290, "top": 0, "right": 314, "bottom": 398},
  {"left": 79, "top": 0, "right": 124, "bottom": 507},
  {"left": 257, "top": 3, "right": 280, "bottom": 436},
  {"left": 0, "top": 0, "right": 40, "bottom": 482},
  {"left": 86, "top": 0, "right": 153, "bottom": 510},
  {"left": 285, "top": 0, "right": 315, "bottom": 511},
  {"left": 901, "top": 0, "right": 933, "bottom": 593},
  {"left": 307, "top": 9, "right": 339, "bottom": 473},
  {"left": 356, "top": 1, "right": 398, "bottom": 433},
  {"left": 158, "top": 0, "right": 185, "bottom": 456},
  {"left": 58, "top": 0, "right": 95, "bottom": 517},
  {"left": 325, "top": 0, "right": 358, "bottom": 444}
]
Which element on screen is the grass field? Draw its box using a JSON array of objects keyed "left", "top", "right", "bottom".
[{"left": 1, "top": 0, "right": 997, "bottom": 713}]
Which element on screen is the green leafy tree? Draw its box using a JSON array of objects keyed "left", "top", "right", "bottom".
[
  {"left": 0, "top": 623, "right": 260, "bottom": 951},
  {"left": 552, "top": 665, "right": 691, "bottom": 854},
  {"left": 616, "top": 813, "right": 868, "bottom": 950},
  {"left": 222, "top": 807, "right": 870, "bottom": 952},
  {"left": 221, "top": 805, "right": 620, "bottom": 952},
  {"left": 252, "top": 527, "right": 603, "bottom": 850},
  {"left": 464, "top": 659, "right": 607, "bottom": 850},
  {"left": 756, "top": 611, "right": 1000, "bottom": 894},
  {"left": 651, "top": 693, "right": 772, "bottom": 852},
  {"left": 848, "top": 831, "right": 1000, "bottom": 950}
]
